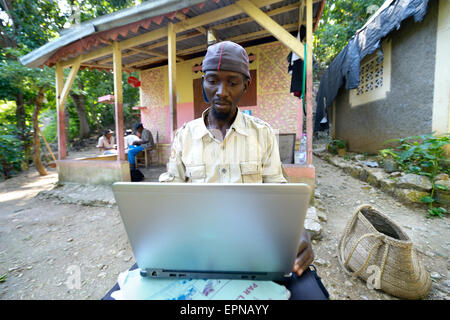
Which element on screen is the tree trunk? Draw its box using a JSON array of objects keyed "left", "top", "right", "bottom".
[
  {"left": 15, "top": 91, "right": 25, "bottom": 132},
  {"left": 15, "top": 91, "right": 31, "bottom": 170},
  {"left": 32, "top": 87, "right": 47, "bottom": 176},
  {"left": 70, "top": 91, "right": 91, "bottom": 138}
]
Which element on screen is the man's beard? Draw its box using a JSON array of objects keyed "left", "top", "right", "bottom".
[{"left": 210, "top": 104, "right": 233, "bottom": 121}]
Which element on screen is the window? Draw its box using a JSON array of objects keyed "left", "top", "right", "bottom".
[{"left": 350, "top": 39, "right": 391, "bottom": 107}]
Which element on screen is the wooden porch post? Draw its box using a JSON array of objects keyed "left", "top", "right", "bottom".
[
  {"left": 112, "top": 41, "right": 125, "bottom": 161},
  {"left": 55, "top": 62, "right": 66, "bottom": 160},
  {"left": 306, "top": 0, "right": 313, "bottom": 165},
  {"left": 168, "top": 22, "right": 177, "bottom": 141},
  {"left": 55, "top": 57, "right": 80, "bottom": 159}
]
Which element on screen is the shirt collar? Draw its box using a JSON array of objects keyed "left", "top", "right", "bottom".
[{"left": 193, "top": 107, "right": 249, "bottom": 139}]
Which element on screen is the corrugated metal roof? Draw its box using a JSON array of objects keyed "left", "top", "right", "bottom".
[{"left": 20, "top": 0, "right": 325, "bottom": 70}]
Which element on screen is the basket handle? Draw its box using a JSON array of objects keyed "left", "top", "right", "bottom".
[{"left": 338, "top": 204, "right": 385, "bottom": 277}]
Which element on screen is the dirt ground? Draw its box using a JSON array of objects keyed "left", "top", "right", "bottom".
[{"left": 0, "top": 148, "right": 448, "bottom": 300}]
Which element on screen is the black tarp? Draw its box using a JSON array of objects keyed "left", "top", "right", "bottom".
[{"left": 314, "top": 0, "right": 430, "bottom": 132}]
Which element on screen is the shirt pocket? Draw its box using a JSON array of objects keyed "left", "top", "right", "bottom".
[
  {"left": 185, "top": 164, "right": 206, "bottom": 183},
  {"left": 240, "top": 161, "right": 262, "bottom": 183}
]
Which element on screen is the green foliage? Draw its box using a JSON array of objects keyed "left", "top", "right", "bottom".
[
  {"left": 0, "top": 0, "right": 139, "bottom": 178},
  {"left": 0, "top": 273, "right": 6, "bottom": 283},
  {"left": 382, "top": 133, "right": 450, "bottom": 218},
  {"left": 313, "top": 0, "right": 386, "bottom": 76},
  {"left": 327, "top": 139, "right": 347, "bottom": 154},
  {"left": 378, "top": 148, "right": 399, "bottom": 160},
  {"left": 0, "top": 124, "right": 26, "bottom": 179}
]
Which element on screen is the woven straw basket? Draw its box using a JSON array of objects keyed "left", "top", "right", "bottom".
[{"left": 337, "top": 204, "right": 432, "bottom": 299}]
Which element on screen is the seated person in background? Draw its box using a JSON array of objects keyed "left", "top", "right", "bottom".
[
  {"left": 134, "top": 123, "right": 154, "bottom": 150},
  {"left": 97, "top": 129, "right": 117, "bottom": 155},
  {"left": 124, "top": 129, "right": 140, "bottom": 153},
  {"left": 127, "top": 140, "right": 144, "bottom": 170}
]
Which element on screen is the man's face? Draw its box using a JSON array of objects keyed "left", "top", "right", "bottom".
[{"left": 202, "top": 70, "right": 249, "bottom": 119}]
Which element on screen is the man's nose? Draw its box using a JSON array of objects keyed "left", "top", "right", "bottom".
[{"left": 216, "top": 82, "right": 229, "bottom": 97}]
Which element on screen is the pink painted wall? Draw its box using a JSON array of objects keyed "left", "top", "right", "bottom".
[
  {"left": 176, "top": 102, "right": 195, "bottom": 129},
  {"left": 139, "top": 67, "right": 171, "bottom": 144},
  {"left": 139, "top": 41, "right": 302, "bottom": 147}
]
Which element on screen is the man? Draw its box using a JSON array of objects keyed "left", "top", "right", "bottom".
[
  {"left": 134, "top": 123, "right": 154, "bottom": 150},
  {"left": 103, "top": 41, "right": 328, "bottom": 300},
  {"left": 158, "top": 41, "right": 328, "bottom": 300},
  {"left": 97, "top": 129, "right": 116, "bottom": 154},
  {"left": 124, "top": 129, "right": 140, "bottom": 153}
]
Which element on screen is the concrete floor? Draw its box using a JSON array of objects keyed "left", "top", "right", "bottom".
[{"left": 137, "top": 165, "right": 166, "bottom": 182}]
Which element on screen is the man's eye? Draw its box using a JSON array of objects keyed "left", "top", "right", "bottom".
[{"left": 207, "top": 79, "right": 217, "bottom": 84}]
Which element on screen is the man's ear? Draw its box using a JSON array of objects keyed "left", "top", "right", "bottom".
[{"left": 243, "top": 77, "right": 250, "bottom": 92}]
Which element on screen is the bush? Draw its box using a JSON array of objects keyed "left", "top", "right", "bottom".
[
  {"left": 0, "top": 124, "right": 26, "bottom": 179},
  {"left": 382, "top": 133, "right": 450, "bottom": 218}
]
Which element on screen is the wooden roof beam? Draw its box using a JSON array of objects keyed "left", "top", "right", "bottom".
[
  {"left": 61, "top": 0, "right": 286, "bottom": 68},
  {"left": 129, "top": 47, "right": 185, "bottom": 61},
  {"left": 172, "top": 0, "right": 281, "bottom": 34},
  {"left": 129, "top": 22, "right": 298, "bottom": 69},
  {"left": 95, "top": 31, "right": 202, "bottom": 65},
  {"left": 213, "top": 1, "right": 300, "bottom": 30},
  {"left": 175, "top": 12, "right": 208, "bottom": 35},
  {"left": 235, "top": 0, "right": 304, "bottom": 60}
]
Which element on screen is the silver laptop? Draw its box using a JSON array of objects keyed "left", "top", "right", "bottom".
[{"left": 112, "top": 182, "right": 311, "bottom": 281}]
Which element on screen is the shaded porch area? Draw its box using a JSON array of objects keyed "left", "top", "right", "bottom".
[{"left": 20, "top": 0, "right": 325, "bottom": 187}]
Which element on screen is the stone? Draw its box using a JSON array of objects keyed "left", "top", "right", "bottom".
[
  {"left": 443, "top": 280, "right": 450, "bottom": 288},
  {"left": 396, "top": 173, "right": 432, "bottom": 191},
  {"left": 435, "top": 179, "right": 450, "bottom": 195},
  {"left": 328, "top": 156, "right": 342, "bottom": 167},
  {"left": 348, "top": 166, "right": 362, "bottom": 179},
  {"left": 383, "top": 159, "right": 399, "bottom": 173},
  {"left": 380, "top": 178, "right": 397, "bottom": 194},
  {"left": 314, "top": 258, "right": 329, "bottom": 267},
  {"left": 344, "top": 280, "right": 353, "bottom": 287},
  {"left": 359, "top": 167, "right": 369, "bottom": 182},
  {"left": 316, "top": 209, "right": 328, "bottom": 222},
  {"left": 434, "top": 173, "right": 449, "bottom": 182},
  {"left": 394, "top": 189, "right": 430, "bottom": 204},
  {"left": 306, "top": 207, "right": 320, "bottom": 222},
  {"left": 366, "top": 168, "right": 388, "bottom": 188},
  {"left": 304, "top": 219, "right": 322, "bottom": 240},
  {"left": 435, "top": 192, "right": 450, "bottom": 205},
  {"left": 389, "top": 172, "right": 403, "bottom": 177},
  {"left": 430, "top": 272, "right": 442, "bottom": 280}
]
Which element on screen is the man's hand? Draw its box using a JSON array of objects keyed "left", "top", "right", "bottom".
[{"left": 293, "top": 228, "right": 314, "bottom": 277}]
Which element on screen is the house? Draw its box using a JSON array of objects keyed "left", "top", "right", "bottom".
[
  {"left": 314, "top": 0, "right": 449, "bottom": 153},
  {"left": 20, "top": 0, "right": 325, "bottom": 185}
]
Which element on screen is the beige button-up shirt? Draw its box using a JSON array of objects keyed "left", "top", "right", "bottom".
[{"left": 159, "top": 108, "right": 286, "bottom": 184}]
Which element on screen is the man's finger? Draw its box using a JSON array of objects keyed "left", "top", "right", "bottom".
[
  {"left": 294, "top": 249, "right": 314, "bottom": 276},
  {"left": 297, "top": 240, "right": 308, "bottom": 255}
]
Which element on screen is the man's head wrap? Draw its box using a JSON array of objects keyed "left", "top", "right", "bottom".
[{"left": 202, "top": 41, "right": 250, "bottom": 79}]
